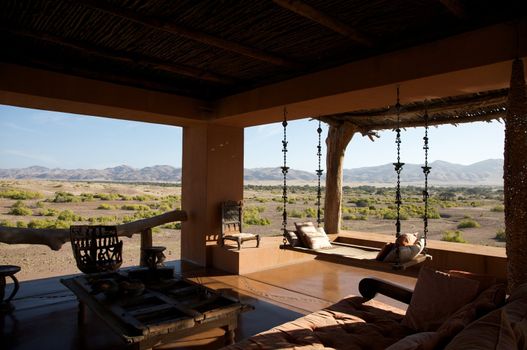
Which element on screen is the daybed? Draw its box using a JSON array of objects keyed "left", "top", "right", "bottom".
[
  {"left": 223, "top": 268, "right": 527, "bottom": 349},
  {"left": 283, "top": 222, "right": 430, "bottom": 271}
]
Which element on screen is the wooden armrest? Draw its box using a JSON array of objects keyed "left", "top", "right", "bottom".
[{"left": 359, "top": 277, "right": 413, "bottom": 304}]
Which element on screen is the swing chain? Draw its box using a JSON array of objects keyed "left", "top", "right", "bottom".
[
  {"left": 422, "top": 106, "right": 431, "bottom": 254},
  {"left": 393, "top": 87, "right": 404, "bottom": 240},
  {"left": 316, "top": 120, "right": 323, "bottom": 226},
  {"left": 393, "top": 87, "right": 404, "bottom": 265},
  {"left": 282, "top": 108, "right": 289, "bottom": 246}
]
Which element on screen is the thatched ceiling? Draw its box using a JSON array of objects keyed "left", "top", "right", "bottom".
[
  {"left": 0, "top": 0, "right": 525, "bottom": 99},
  {"left": 319, "top": 89, "right": 509, "bottom": 132}
]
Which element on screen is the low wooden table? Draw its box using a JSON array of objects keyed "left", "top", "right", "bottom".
[{"left": 61, "top": 272, "right": 249, "bottom": 350}]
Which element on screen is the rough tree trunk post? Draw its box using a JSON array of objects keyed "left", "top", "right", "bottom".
[
  {"left": 324, "top": 122, "right": 358, "bottom": 234},
  {"left": 140, "top": 228, "right": 153, "bottom": 267},
  {"left": 504, "top": 58, "right": 527, "bottom": 292}
]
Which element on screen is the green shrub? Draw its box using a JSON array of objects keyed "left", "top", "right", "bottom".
[
  {"left": 289, "top": 209, "right": 305, "bottom": 218},
  {"left": 79, "top": 193, "right": 95, "bottom": 201},
  {"left": 0, "top": 188, "right": 42, "bottom": 200},
  {"left": 39, "top": 208, "right": 58, "bottom": 217},
  {"left": 93, "top": 193, "right": 121, "bottom": 201},
  {"left": 27, "top": 219, "right": 58, "bottom": 229},
  {"left": 457, "top": 219, "right": 481, "bottom": 229},
  {"left": 50, "top": 191, "right": 80, "bottom": 203},
  {"left": 97, "top": 204, "right": 115, "bottom": 210},
  {"left": 243, "top": 206, "right": 271, "bottom": 226},
  {"left": 16, "top": 221, "right": 27, "bottom": 228},
  {"left": 8, "top": 201, "right": 33, "bottom": 216},
  {"left": 57, "top": 210, "right": 82, "bottom": 221},
  {"left": 442, "top": 230, "right": 467, "bottom": 243},
  {"left": 132, "top": 195, "right": 155, "bottom": 202},
  {"left": 355, "top": 199, "right": 370, "bottom": 208},
  {"left": 87, "top": 216, "right": 118, "bottom": 224},
  {"left": 303, "top": 207, "right": 317, "bottom": 218},
  {"left": 490, "top": 205, "right": 505, "bottom": 212},
  {"left": 495, "top": 229, "right": 506, "bottom": 242},
  {"left": 0, "top": 219, "right": 13, "bottom": 227},
  {"left": 121, "top": 204, "right": 150, "bottom": 211},
  {"left": 162, "top": 222, "right": 181, "bottom": 230}
]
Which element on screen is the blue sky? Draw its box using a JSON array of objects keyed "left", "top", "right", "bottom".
[{"left": 0, "top": 104, "right": 505, "bottom": 171}]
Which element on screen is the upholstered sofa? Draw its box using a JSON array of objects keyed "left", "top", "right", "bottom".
[{"left": 223, "top": 268, "right": 527, "bottom": 349}]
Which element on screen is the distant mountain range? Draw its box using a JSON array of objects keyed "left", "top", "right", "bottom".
[{"left": 0, "top": 159, "right": 504, "bottom": 185}]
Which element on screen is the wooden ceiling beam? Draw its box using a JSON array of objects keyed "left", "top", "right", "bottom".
[
  {"left": 272, "top": 0, "right": 373, "bottom": 47},
  {"left": 439, "top": 0, "right": 466, "bottom": 19},
  {"left": 8, "top": 28, "right": 236, "bottom": 85},
  {"left": 12, "top": 57, "right": 197, "bottom": 96},
  {"left": 80, "top": 0, "right": 299, "bottom": 69}
]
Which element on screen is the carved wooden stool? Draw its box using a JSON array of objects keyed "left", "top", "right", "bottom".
[{"left": 0, "top": 265, "right": 21, "bottom": 312}]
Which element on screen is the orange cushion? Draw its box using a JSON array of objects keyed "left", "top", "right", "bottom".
[
  {"left": 402, "top": 268, "right": 480, "bottom": 332},
  {"left": 445, "top": 309, "right": 517, "bottom": 350},
  {"left": 396, "top": 233, "right": 418, "bottom": 246}
]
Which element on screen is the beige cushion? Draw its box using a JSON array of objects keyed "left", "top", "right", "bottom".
[
  {"left": 385, "top": 332, "right": 440, "bottom": 350},
  {"left": 294, "top": 221, "right": 315, "bottom": 247},
  {"left": 224, "top": 232, "right": 256, "bottom": 239},
  {"left": 284, "top": 230, "right": 301, "bottom": 247},
  {"left": 402, "top": 268, "right": 480, "bottom": 332},
  {"left": 445, "top": 309, "right": 517, "bottom": 350},
  {"left": 295, "top": 222, "right": 332, "bottom": 249},
  {"left": 383, "top": 238, "right": 424, "bottom": 263}
]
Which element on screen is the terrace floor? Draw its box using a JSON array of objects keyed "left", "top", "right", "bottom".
[{"left": 1, "top": 259, "right": 417, "bottom": 350}]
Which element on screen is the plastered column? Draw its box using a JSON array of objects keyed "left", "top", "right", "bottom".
[{"left": 181, "top": 123, "right": 244, "bottom": 266}]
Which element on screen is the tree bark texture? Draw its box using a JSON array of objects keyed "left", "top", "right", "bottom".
[
  {"left": 0, "top": 209, "right": 186, "bottom": 251},
  {"left": 504, "top": 58, "right": 527, "bottom": 292},
  {"left": 324, "top": 122, "right": 357, "bottom": 234}
]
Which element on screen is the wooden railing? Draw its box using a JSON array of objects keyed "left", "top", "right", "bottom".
[{"left": 0, "top": 209, "right": 187, "bottom": 251}]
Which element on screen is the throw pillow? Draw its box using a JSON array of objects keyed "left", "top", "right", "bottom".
[
  {"left": 376, "top": 243, "right": 395, "bottom": 261},
  {"left": 310, "top": 227, "right": 332, "bottom": 249},
  {"left": 284, "top": 230, "right": 302, "bottom": 247},
  {"left": 294, "top": 221, "right": 316, "bottom": 247},
  {"left": 445, "top": 309, "right": 517, "bottom": 350},
  {"left": 435, "top": 283, "right": 506, "bottom": 346},
  {"left": 396, "top": 233, "right": 418, "bottom": 246},
  {"left": 402, "top": 267, "right": 480, "bottom": 332},
  {"left": 383, "top": 238, "right": 425, "bottom": 263},
  {"left": 385, "top": 332, "right": 441, "bottom": 350}
]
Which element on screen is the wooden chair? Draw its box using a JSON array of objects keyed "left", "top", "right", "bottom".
[{"left": 221, "top": 201, "right": 260, "bottom": 250}]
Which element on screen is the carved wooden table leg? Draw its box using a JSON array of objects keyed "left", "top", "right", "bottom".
[{"left": 0, "top": 265, "right": 21, "bottom": 313}]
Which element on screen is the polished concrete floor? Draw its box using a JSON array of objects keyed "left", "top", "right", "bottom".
[{"left": 1, "top": 259, "right": 417, "bottom": 350}]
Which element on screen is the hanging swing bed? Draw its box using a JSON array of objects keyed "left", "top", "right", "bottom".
[{"left": 280, "top": 91, "right": 432, "bottom": 271}]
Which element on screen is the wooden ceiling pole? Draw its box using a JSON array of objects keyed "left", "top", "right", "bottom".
[
  {"left": 9, "top": 28, "right": 235, "bottom": 84},
  {"left": 504, "top": 58, "right": 527, "bottom": 292},
  {"left": 439, "top": 0, "right": 466, "bottom": 19},
  {"left": 324, "top": 121, "right": 358, "bottom": 234},
  {"left": 79, "top": 0, "right": 299, "bottom": 68},
  {"left": 272, "top": 0, "right": 372, "bottom": 47}
]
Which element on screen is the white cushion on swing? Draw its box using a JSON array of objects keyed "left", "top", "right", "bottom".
[
  {"left": 383, "top": 237, "right": 425, "bottom": 263},
  {"left": 295, "top": 222, "right": 332, "bottom": 249}
]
